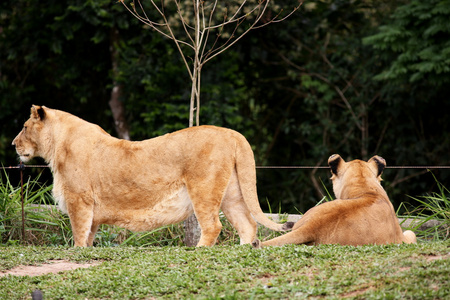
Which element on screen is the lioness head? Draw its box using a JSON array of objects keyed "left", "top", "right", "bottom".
[
  {"left": 328, "top": 154, "right": 386, "bottom": 199},
  {"left": 12, "top": 105, "right": 48, "bottom": 162}
]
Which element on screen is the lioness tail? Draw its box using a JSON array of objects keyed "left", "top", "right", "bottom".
[{"left": 234, "top": 134, "right": 293, "bottom": 232}]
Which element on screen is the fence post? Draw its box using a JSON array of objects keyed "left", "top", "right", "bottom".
[{"left": 19, "top": 162, "right": 25, "bottom": 243}]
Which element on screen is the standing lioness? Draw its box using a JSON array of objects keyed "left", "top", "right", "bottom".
[
  {"left": 13, "top": 105, "right": 293, "bottom": 247},
  {"left": 253, "top": 154, "right": 416, "bottom": 247}
]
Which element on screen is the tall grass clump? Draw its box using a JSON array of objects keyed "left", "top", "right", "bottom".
[
  {"left": 0, "top": 170, "right": 72, "bottom": 245},
  {"left": 405, "top": 173, "right": 449, "bottom": 241}
]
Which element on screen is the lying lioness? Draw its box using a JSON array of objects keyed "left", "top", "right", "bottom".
[
  {"left": 253, "top": 154, "right": 416, "bottom": 247},
  {"left": 13, "top": 105, "right": 293, "bottom": 247}
]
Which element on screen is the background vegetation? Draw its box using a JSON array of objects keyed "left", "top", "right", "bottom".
[{"left": 1, "top": 0, "right": 450, "bottom": 213}]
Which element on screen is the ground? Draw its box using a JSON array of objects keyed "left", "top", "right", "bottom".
[{"left": 0, "top": 260, "right": 99, "bottom": 277}]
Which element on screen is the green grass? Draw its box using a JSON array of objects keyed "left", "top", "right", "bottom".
[
  {"left": 0, "top": 242, "right": 448, "bottom": 299},
  {"left": 404, "top": 173, "right": 450, "bottom": 241}
]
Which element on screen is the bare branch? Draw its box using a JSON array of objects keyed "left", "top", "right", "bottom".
[
  {"left": 199, "top": 0, "right": 219, "bottom": 60},
  {"left": 202, "top": 1, "right": 258, "bottom": 30},
  {"left": 253, "top": 2, "right": 303, "bottom": 29},
  {"left": 202, "top": 12, "right": 247, "bottom": 64},
  {"left": 201, "top": 1, "right": 270, "bottom": 66},
  {"left": 174, "top": 0, "right": 195, "bottom": 45},
  {"left": 121, "top": 0, "right": 195, "bottom": 50}
]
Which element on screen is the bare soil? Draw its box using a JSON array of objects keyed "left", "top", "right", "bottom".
[{"left": 0, "top": 260, "right": 100, "bottom": 277}]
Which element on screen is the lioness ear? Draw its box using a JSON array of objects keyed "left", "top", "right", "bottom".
[
  {"left": 368, "top": 155, "right": 386, "bottom": 176},
  {"left": 31, "top": 105, "right": 46, "bottom": 121},
  {"left": 328, "top": 154, "right": 342, "bottom": 176}
]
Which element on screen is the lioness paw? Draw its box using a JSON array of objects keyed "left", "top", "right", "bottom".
[
  {"left": 252, "top": 239, "right": 262, "bottom": 249},
  {"left": 282, "top": 221, "right": 295, "bottom": 231}
]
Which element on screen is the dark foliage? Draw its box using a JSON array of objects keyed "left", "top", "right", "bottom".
[{"left": 1, "top": 0, "right": 449, "bottom": 213}]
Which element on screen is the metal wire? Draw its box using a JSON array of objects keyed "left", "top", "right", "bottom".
[
  {"left": 1, "top": 165, "right": 49, "bottom": 169},
  {"left": 2, "top": 165, "right": 450, "bottom": 170},
  {"left": 256, "top": 166, "right": 450, "bottom": 169}
]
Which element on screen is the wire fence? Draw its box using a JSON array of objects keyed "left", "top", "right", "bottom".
[
  {"left": 5, "top": 164, "right": 450, "bottom": 170},
  {"left": 256, "top": 166, "right": 450, "bottom": 169}
]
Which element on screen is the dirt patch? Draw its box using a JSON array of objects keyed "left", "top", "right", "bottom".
[
  {"left": 0, "top": 260, "right": 100, "bottom": 277},
  {"left": 425, "top": 254, "right": 450, "bottom": 262},
  {"left": 341, "top": 285, "right": 375, "bottom": 298}
]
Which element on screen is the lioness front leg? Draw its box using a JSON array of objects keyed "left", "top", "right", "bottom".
[{"left": 66, "top": 197, "right": 95, "bottom": 247}]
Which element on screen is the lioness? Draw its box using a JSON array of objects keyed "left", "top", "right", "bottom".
[
  {"left": 13, "top": 105, "right": 293, "bottom": 247},
  {"left": 253, "top": 154, "right": 416, "bottom": 247}
]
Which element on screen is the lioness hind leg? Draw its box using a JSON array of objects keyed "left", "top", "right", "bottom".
[
  {"left": 87, "top": 223, "right": 100, "bottom": 247},
  {"left": 255, "top": 226, "right": 314, "bottom": 247},
  {"left": 195, "top": 212, "right": 223, "bottom": 247},
  {"left": 221, "top": 193, "right": 257, "bottom": 245},
  {"left": 186, "top": 190, "right": 223, "bottom": 247},
  {"left": 185, "top": 173, "right": 230, "bottom": 247}
]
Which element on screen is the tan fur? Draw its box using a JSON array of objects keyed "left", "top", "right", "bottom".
[
  {"left": 253, "top": 154, "right": 417, "bottom": 248},
  {"left": 12, "top": 105, "right": 292, "bottom": 247}
]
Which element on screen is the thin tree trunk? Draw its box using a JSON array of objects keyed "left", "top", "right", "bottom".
[
  {"left": 184, "top": 0, "right": 202, "bottom": 247},
  {"left": 184, "top": 214, "right": 202, "bottom": 246},
  {"left": 195, "top": 65, "right": 201, "bottom": 126},
  {"left": 109, "top": 27, "right": 130, "bottom": 140}
]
